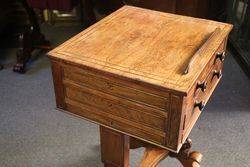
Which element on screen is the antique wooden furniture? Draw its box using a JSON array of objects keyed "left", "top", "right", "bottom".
[
  {"left": 11, "top": 0, "right": 97, "bottom": 73},
  {"left": 0, "top": 0, "right": 32, "bottom": 71},
  {"left": 9, "top": 0, "right": 51, "bottom": 73},
  {"left": 13, "top": 0, "right": 77, "bottom": 73},
  {"left": 48, "top": 6, "right": 232, "bottom": 166}
]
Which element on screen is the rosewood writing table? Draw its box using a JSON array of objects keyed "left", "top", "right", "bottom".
[{"left": 48, "top": 6, "right": 232, "bottom": 167}]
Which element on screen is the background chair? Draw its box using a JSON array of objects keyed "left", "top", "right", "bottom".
[{"left": 13, "top": 0, "right": 79, "bottom": 73}]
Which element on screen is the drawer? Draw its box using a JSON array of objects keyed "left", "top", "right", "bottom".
[
  {"left": 64, "top": 94, "right": 166, "bottom": 146},
  {"left": 51, "top": 62, "right": 170, "bottom": 149},
  {"left": 194, "top": 61, "right": 223, "bottom": 111},
  {"left": 63, "top": 65, "right": 170, "bottom": 110},
  {"left": 194, "top": 41, "right": 225, "bottom": 93},
  {"left": 194, "top": 58, "right": 224, "bottom": 99},
  {"left": 182, "top": 41, "right": 226, "bottom": 142},
  {"left": 63, "top": 80, "right": 167, "bottom": 131},
  {"left": 182, "top": 64, "right": 223, "bottom": 142},
  {"left": 193, "top": 38, "right": 225, "bottom": 103}
]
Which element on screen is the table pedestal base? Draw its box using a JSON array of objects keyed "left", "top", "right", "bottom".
[{"left": 100, "top": 126, "right": 202, "bottom": 167}]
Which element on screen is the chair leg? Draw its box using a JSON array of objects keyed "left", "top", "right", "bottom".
[
  {"left": 19, "top": 0, "right": 40, "bottom": 33},
  {"left": 13, "top": 0, "right": 51, "bottom": 73},
  {"left": 13, "top": 27, "right": 32, "bottom": 73}
]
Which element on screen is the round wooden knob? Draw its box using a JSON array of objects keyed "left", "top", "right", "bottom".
[
  {"left": 216, "top": 52, "right": 225, "bottom": 62},
  {"left": 194, "top": 101, "right": 205, "bottom": 111},
  {"left": 196, "top": 81, "right": 207, "bottom": 92},
  {"left": 212, "top": 70, "right": 222, "bottom": 79}
]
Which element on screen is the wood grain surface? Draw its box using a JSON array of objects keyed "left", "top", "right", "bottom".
[
  {"left": 49, "top": 6, "right": 232, "bottom": 152},
  {"left": 48, "top": 5, "right": 232, "bottom": 94}
]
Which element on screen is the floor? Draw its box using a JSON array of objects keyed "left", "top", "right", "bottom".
[{"left": 0, "top": 25, "right": 250, "bottom": 167}]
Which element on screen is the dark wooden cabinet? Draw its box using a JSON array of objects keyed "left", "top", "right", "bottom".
[
  {"left": 83, "top": 0, "right": 227, "bottom": 22},
  {"left": 130, "top": 0, "right": 176, "bottom": 14},
  {"left": 175, "top": 0, "right": 226, "bottom": 19}
]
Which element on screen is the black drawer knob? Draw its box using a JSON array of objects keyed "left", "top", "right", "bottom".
[
  {"left": 194, "top": 101, "right": 205, "bottom": 111},
  {"left": 196, "top": 81, "right": 207, "bottom": 92},
  {"left": 212, "top": 70, "right": 222, "bottom": 79},
  {"left": 215, "top": 52, "right": 225, "bottom": 62}
]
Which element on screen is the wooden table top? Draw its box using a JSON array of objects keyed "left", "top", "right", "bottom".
[{"left": 48, "top": 5, "right": 232, "bottom": 95}]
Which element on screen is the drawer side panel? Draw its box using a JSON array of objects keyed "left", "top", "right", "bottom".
[
  {"left": 181, "top": 38, "right": 227, "bottom": 144},
  {"left": 166, "top": 94, "right": 184, "bottom": 151},
  {"left": 51, "top": 61, "right": 171, "bottom": 149},
  {"left": 51, "top": 61, "right": 65, "bottom": 109}
]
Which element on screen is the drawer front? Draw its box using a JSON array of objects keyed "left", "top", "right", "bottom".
[
  {"left": 182, "top": 40, "right": 226, "bottom": 142},
  {"left": 63, "top": 82, "right": 167, "bottom": 145},
  {"left": 193, "top": 41, "right": 225, "bottom": 105},
  {"left": 65, "top": 100, "right": 166, "bottom": 145},
  {"left": 194, "top": 61, "right": 223, "bottom": 104},
  {"left": 64, "top": 80, "right": 166, "bottom": 131},
  {"left": 63, "top": 65, "right": 170, "bottom": 111},
  {"left": 194, "top": 41, "right": 225, "bottom": 94},
  {"left": 55, "top": 64, "right": 170, "bottom": 147}
]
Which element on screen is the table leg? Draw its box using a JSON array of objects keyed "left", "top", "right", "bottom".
[
  {"left": 139, "top": 146, "right": 169, "bottom": 167},
  {"left": 99, "top": 126, "right": 202, "bottom": 167},
  {"left": 169, "top": 138, "right": 203, "bottom": 167},
  {"left": 100, "top": 126, "right": 130, "bottom": 167},
  {"left": 130, "top": 137, "right": 202, "bottom": 167}
]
